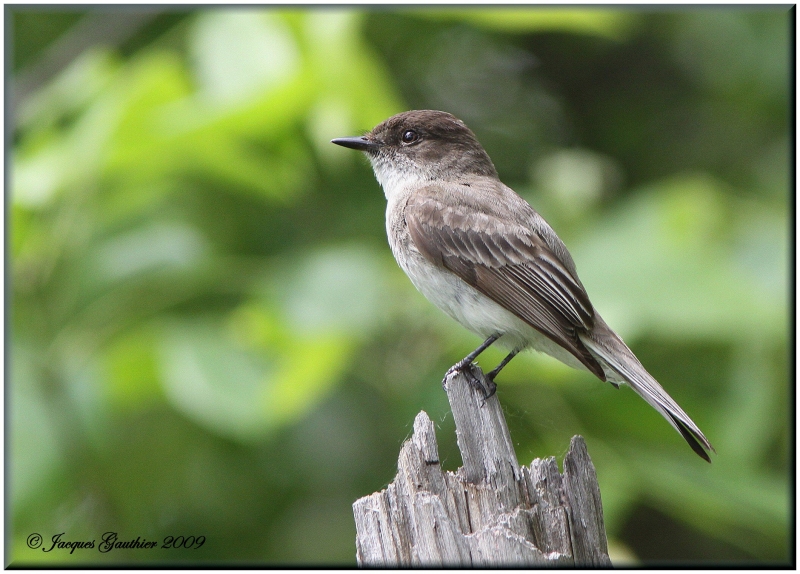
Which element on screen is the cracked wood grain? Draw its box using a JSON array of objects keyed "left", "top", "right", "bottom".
[{"left": 353, "top": 365, "right": 612, "bottom": 567}]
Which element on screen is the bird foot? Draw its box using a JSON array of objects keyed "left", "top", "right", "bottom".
[
  {"left": 442, "top": 361, "right": 496, "bottom": 401},
  {"left": 483, "top": 371, "right": 499, "bottom": 399}
]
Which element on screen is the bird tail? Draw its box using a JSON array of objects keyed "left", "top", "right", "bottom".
[{"left": 581, "top": 317, "right": 715, "bottom": 462}]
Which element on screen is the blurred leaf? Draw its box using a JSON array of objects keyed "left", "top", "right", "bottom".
[
  {"left": 712, "top": 339, "right": 784, "bottom": 469},
  {"left": 91, "top": 222, "right": 206, "bottom": 283},
  {"left": 229, "top": 303, "right": 356, "bottom": 426},
  {"left": 189, "top": 11, "right": 300, "bottom": 106},
  {"left": 417, "top": 8, "right": 634, "bottom": 39},
  {"left": 572, "top": 175, "right": 786, "bottom": 340},
  {"left": 11, "top": 346, "right": 63, "bottom": 508},
  {"left": 17, "top": 47, "right": 118, "bottom": 134},
  {"left": 302, "top": 10, "right": 404, "bottom": 129},
  {"left": 266, "top": 334, "right": 356, "bottom": 427},
  {"left": 636, "top": 451, "right": 788, "bottom": 559},
  {"left": 159, "top": 315, "right": 358, "bottom": 441},
  {"left": 277, "top": 245, "right": 389, "bottom": 336},
  {"left": 102, "top": 326, "right": 163, "bottom": 409},
  {"left": 671, "top": 11, "right": 789, "bottom": 101},
  {"left": 159, "top": 320, "right": 277, "bottom": 441}
]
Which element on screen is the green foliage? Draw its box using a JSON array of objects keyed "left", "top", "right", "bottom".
[
  {"left": 414, "top": 7, "right": 635, "bottom": 38},
  {"left": 10, "top": 7, "right": 790, "bottom": 566}
]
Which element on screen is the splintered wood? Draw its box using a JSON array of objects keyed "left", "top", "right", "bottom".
[{"left": 352, "top": 365, "right": 612, "bottom": 567}]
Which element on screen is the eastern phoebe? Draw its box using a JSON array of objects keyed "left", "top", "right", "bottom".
[{"left": 332, "top": 110, "right": 714, "bottom": 462}]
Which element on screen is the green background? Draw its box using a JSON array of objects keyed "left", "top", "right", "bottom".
[{"left": 9, "top": 6, "right": 791, "bottom": 566}]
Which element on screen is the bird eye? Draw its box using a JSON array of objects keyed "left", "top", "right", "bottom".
[{"left": 401, "top": 130, "right": 419, "bottom": 144}]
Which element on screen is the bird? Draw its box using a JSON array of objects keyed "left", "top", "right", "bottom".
[{"left": 331, "top": 110, "right": 714, "bottom": 462}]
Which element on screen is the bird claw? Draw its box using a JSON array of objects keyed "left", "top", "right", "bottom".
[
  {"left": 483, "top": 374, "right": 498, "bottom": 399},
  {"left": 442, "top": 361, "right": 496, "bottom": 402},
  {"left": 442, "top": 358, "right": 469, "bottom": 389}
]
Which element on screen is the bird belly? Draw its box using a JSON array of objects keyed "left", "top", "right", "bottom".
[{"left": 397, "top": 248, "right": 587, "bottom": 372}]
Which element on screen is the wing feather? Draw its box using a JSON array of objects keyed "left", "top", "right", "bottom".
[{"left": 405, "top": 189, "right": 604, "bottom": 379}]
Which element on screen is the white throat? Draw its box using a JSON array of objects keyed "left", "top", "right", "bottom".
[{"left": 368, "top": 156, "right": 428, "bottom": 201}]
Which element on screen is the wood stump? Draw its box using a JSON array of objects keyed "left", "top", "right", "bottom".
[{"left": 352, "top": 364, "right": 612, "bottom": 567}]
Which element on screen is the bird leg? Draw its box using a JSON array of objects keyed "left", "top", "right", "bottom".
[
  {"left": 487, "top": 349, "right": 519, "bottom": 381},
  {"left": 483, "top": 348, "right": 520, "bottom": 397},
  {"left": 443, "top": 334, "right": 499, "bottom": 397}
]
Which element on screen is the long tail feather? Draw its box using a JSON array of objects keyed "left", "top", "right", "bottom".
[{"left": 582, "top": 318, "right": 715, "bottom": 462}]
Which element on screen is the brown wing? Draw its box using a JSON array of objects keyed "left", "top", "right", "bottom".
[{"left": 405, "top": 189, "right": 606, "bottom": 380}]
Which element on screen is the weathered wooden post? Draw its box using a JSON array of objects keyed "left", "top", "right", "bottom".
[{"left": 352, "top": 364, "right": 612, "bottom": 567}]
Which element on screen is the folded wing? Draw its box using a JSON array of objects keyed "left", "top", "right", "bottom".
[{"left": 405, "top": 187, "right": 606, "bottom": 380}]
